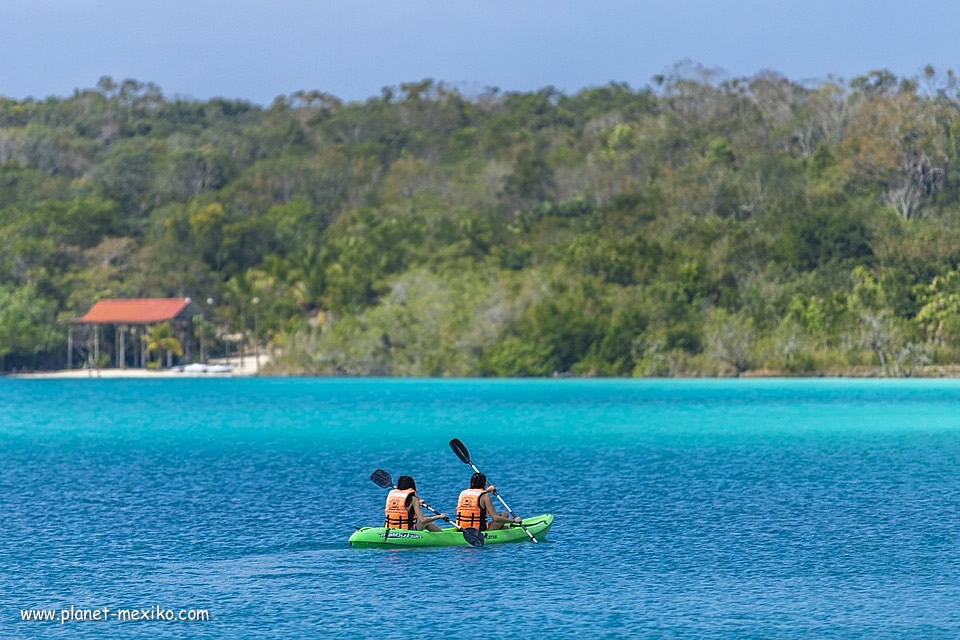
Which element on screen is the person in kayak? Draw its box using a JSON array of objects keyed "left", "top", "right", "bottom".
[
  {"left": 384, "top": 475, "right": 446, "bottom": 532},
  {"left": 456, "top": 472, "right": 521, "bottom": 531}
]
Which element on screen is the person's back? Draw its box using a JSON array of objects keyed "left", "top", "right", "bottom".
[
  {"left": 384, "top": 475, "right": 446, "bottom": 532},
  {"left": 384, "top": 476, "right": 417, "bottom": 529},
  {"left": 456, "top": 472, "right": 520, "bottom": 531}
]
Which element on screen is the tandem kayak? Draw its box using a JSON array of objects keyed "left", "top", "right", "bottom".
[{"left": 348, "top": 514, "right": 554, "bottom": 548}]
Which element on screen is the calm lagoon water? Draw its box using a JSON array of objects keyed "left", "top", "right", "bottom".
[{"left": 3, "top": 378, "right": 960, "bottom": 638}]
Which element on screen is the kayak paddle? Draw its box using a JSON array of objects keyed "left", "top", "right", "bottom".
[
  {"left": 369, "top": 469, "right": 484, "bottom": 547},
  {"left": 448, "top": 439, "right": 538, "bottom": 543}
]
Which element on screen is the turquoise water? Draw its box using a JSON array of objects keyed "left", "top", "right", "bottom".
[{"left": 4, "top": 379, "right": 960, "bottom": 638}]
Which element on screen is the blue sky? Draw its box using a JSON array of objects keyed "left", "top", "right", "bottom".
[{"left": 2, "top": 0, "right": 959, "bottom": 104}]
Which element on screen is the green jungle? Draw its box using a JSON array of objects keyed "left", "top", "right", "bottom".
[{"left": 5, "top": 65, "right": 960, "bottom": 376}]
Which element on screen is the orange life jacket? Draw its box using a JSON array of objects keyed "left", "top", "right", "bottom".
[
  {"left": 384, "top": 488, "right": 416, "bottom": 529},
  {"left": 456, "top": 488, "right": 488, "bottom": 531}
]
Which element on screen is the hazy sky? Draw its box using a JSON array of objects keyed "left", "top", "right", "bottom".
[{"left": 3, "top": 0, "right": 959, "bottom": 104}]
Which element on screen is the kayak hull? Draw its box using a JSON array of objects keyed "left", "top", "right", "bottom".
[{"left": 348, "top": 514, "right": 553, "bottom": 548}]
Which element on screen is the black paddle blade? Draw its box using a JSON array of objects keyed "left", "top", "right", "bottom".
[
  {"left": 449, "top": 439, "right": 471, "bottom": 465},
  {"left": 461, "top": 527, "right": 484, "bottom": 547},
  {"left": 370, "top": 469, "right": 393, "bottom": 489}
]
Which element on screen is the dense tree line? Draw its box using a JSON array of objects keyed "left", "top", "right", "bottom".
[{"left": 4, "top": 65, "right": 960, "bottom": 375}]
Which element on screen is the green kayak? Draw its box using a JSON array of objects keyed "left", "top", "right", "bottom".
[{"left": 348, "top": 514, "right": 554, "bottom": 548}]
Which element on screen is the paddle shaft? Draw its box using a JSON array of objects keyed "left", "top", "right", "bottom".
[
  {"left": 420, "top": 499, "right": 458, "bottom": 529},
  {"left": 464, "top": 460, "right": 538, "bottom": 543},
  {"left": 386, "top": 482, "right": 465, "bottom": 532}
]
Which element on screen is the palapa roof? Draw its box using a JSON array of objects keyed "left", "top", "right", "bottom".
[{"left": 73, "top": 298, "right": 197, "bottom": 324}]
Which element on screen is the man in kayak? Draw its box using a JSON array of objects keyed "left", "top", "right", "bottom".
[
  {"left": 456, "top": 472, "right": 522, "bottom": 531},
  {"left": 384, "top": 475, "right": 447, "bottom": 532}
]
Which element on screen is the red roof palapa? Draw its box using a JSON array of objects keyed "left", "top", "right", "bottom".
[{"left": 76, "top": 298, "right": 192, "bottom": 324}]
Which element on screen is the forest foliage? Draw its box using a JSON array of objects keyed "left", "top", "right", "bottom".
[{"left": 5, "top": 66, "right": 960, "bottom": 376}]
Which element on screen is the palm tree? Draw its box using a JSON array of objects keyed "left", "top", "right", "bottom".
[{"left": 145, "top": 322, "right": 184, "bottom": 369}]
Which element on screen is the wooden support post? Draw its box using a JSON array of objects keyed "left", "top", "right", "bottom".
[
  {"left": 67, "top": 325, "right": 73, "bottom": 370},
  {"left": 119, "top": 325, "right": 126, "bottom": 369},
  {"left": 254, "top": 306, "right": 260, "bottom": 374},
  {"left": 93, "top": 324, "right": 99, "bottom": 364}
]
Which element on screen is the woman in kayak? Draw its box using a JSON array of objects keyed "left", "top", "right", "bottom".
[
  {"left": 456, "top": 472, "right": 521, "bottom": 531},
  {"left": 384, "top": 475, "right": 446, "bottom": 532}
]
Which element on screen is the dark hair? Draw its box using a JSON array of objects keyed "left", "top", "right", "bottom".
[
  {"left": 397, "top": 475, "right": 416, "bottom": 492},
  {"left": 470, "top": 472, "right": 486, "bottom": 489}
]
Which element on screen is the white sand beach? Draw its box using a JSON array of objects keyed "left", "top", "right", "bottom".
[{"left": 11, "top": 355, "right": 266, "bottom": 379}]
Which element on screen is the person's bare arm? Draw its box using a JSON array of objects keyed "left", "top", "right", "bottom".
[
  {"left": 413, "top": 497, "right": 446, "bottom": 524},
  {"left": 482, "top": 491, "right": 520, "bottom": 524}
]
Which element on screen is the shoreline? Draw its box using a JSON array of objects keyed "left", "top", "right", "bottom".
[
  {"left": 10, "top": 364, "right": 960, "bottom": 380},
  {"left": 9, "top": 356, "right": 264, "bottom": 379}
]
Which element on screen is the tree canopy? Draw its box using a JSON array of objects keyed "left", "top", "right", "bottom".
[{"left": 5, "top": 66, "right": 960, "bottom": 375}]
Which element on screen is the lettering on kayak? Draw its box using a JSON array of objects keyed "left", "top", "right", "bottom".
[{"left": 379, "top": 532, "right": 422, "bottom": 539}]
